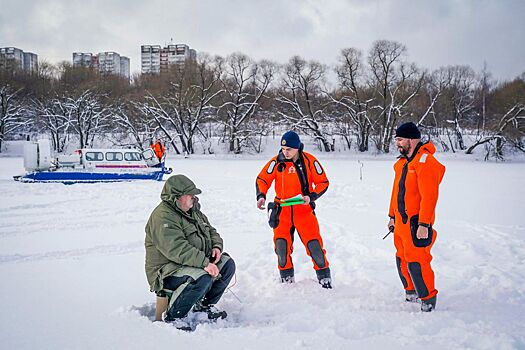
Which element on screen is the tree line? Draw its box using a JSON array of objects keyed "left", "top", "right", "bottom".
[{"left": 1, "top": 40, "right": 524, "bottom": 159}]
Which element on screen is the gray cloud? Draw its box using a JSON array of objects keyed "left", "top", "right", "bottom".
[{"left": 0, "top": 0, "right": 523, "bottom": 80}]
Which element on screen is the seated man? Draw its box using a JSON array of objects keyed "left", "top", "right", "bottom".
[{"left": 145, "top": 174, "right": 235, "bottom": 329}]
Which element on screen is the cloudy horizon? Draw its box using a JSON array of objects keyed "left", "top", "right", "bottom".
[{"left": 1, "top": 0, "right": 523, "bottom": 81}]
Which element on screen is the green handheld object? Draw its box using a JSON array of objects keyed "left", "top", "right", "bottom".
[{"left": 280, "top": 200, "right": 305, "bottom": 207}]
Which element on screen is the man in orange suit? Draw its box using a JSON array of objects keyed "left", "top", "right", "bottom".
[
  {"left": 256, "top": 131, "right": 332, "bottom": 288},
  {"left": 151, "top": 138, "right": 166, "bottom": 162},
  {"left": 388, "top": 122, "right": 445, "bottom": 312}
]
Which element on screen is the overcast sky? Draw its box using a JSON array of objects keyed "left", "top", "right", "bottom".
[{"left": 1, "top": 0, "right": 523, "bottom": 81}]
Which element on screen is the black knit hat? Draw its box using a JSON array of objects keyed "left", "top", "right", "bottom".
[{"left": 395, "top": 122, "right": 421, "bottom": 139}]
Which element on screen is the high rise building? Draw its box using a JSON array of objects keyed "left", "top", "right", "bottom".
[
  {"left": 141, "top": 45, "right": 161, "bottom": 74},
  {"left": 120, "top": 56, "right": 130, "bottom": 78},
  {"left": 0, "top": 47, "right": 38, "bottom": 74},
  {"left": 141, "top": 43, "right": 196, "bottom": 75},
  {"left": 72, "top": 52, "right": 96, "bottom": 68},
  {"left": 98, "top": 52, "right": 121, "bottom": 76},
  {"left": 23, "top": 52, "right": 38, "bottom": 73},
  {"left": 72, "top": 51, "right": 130, "bottom": 79}
]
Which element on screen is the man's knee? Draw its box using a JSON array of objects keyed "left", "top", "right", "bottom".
[
  {"left": 220, "top": 258, "right": 236, "bottom": 279},
  {"left": 275, "top": 238, "right": 288, "bottom": 268},
  {"left": 306, "top": 239, "right": 327, "bottom": 269},
  {"left": 193, "top": 274, "right": 213, "bottom": 288}
]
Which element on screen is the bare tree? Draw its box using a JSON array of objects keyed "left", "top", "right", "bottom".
[
  {"left": 277, "top": 56, "right": 332, "bottom": 151},
  {"left": 0, "top": 85, "right": 28, "bottom": 152},
  {"left": 476, "top": 62, "right": 494, "bottom": 134},
  {"left": 134, "top": 54, "right": 224, "bottom": 154},
  {"left": 65, "top": 90, "right": 112, "bottom": 149},
  {"left": 466, "top": 76, "right": 525, "bottom": 158},
  {"left": 441, "top": 65, "right": 477, "bottom": 151},
  {"left": 112, "top": 101, "right": 155, "bottom": 151},
  {"left": 32, "top": 96, "right": 72, "bottom": 152},
  {"left": 35, "top": 60, "right": 58, "bottom": 97},
  {"left": 179, "top": 54, "right": 224, "bottom": 153},
  {"left": 331, "top": 47, "right": 373, "bottom": 151},
  {"left": 417, "top": 68, "right": 451, "bottom": 127},
  {"left": 216, "top": 53, "right": 276, "bottom": 153},
  {"left": 367, "top": 40, "right": 425, "bottom": 153},
  {"left": 133, "top": 94, "right": 182, "bottom": 154},
  {"left": 466, "top": 103, "right": 525, "bottom": 158}
]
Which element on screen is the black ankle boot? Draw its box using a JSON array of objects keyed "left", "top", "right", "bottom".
[
  {"left": 316, "top": 268, "right": 332, "bottom": 289},
  {"left": 421, "top": 296, "right": 437, "bottom": 312},
  {"left": 405, "top": 290, "right": 419, "bottom": 303},
  {"left": 279, "top": 268, "right": 295, "bottom": 284},
  {"left": 193, "top": 301, "right": 227, "bottom": 320}
]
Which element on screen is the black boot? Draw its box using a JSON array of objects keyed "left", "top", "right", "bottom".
[
  {"left": 193, "top": 301, "right": 227, "bottom": 320},
  {"left": 164, "top": 315, "right": 195, "bottom": 331},
  {"left": 280, "top": 268, "right": 295, "bottom": 284},
  {"left": 316, "top": 268, "right": 332, "bottom": 289},
  {"left": 421, "top": 296, "right": 437, "bottom": 312},
  {"left": 405, "top": 290, "right": 419, "bottom": 303}
]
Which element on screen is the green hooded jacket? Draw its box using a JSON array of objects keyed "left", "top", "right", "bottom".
[{"left": 145, "top": 175, "right": 224, "bottom": 292}]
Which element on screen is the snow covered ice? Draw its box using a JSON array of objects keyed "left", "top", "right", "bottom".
[{"left": 1, "top": 153, "right": 524, "bottom": 349}]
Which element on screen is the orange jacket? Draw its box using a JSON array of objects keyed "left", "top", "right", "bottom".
[
  {"left": 151, "top": 142, "right": 165, "bottom": 161},
  {"left": 256, "top": 151, "right": 329, "bottom": 203},
  {"left": 389, "top": 141, "right": 446, "bottom": 226}
]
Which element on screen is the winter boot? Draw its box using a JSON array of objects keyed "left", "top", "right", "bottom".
[
  {"left": 405, "top": 290, "right": 419, "bottom": 303},
  {"left": 316, "top": 268, "right": 332, "bottom": 289},
  {"left": 281, "top": 275, "right": 295, "bottom": 284},
  {"left": 421, "top": 296, "right": 437, "bottom": 312},
  {"left": 163, "top": 315, "right": 194, "bottom": 331},
  {"left": 193, "top": 301, "right": 227, "bottom": 320},
  {"left": 319, "top": 278, "right": 332, "bottom": 289},
  {"left": 280, "top": 268, "right": 295, "bottom": 284}
]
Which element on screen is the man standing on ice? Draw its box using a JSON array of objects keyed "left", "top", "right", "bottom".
[
  {"left": 256, "top": 131, "right": 332, "bottom": 288},
  {"left": 387, "top": 122, "right": 445, "bottom": 312},
  {"left": 151, "top": 137, "right": 166, "bottom": 162},
  {"left": 145, "top": 175, "right": 236, "bottom": 329}
]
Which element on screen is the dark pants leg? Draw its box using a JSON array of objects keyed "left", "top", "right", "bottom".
[
  {"left": 164, "top": 274, "right": 213, "bottom": 319},
  {"left": 202, "top": 258, "right": 236, "bottom": 306}
]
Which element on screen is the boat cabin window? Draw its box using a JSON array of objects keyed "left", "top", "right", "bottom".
[
  {"left": 106, "top": 152, "right": 124, "bottom": 161},
  {"left": 85, "top": 152, "right": 104, "bottom": 161},
  {"left": 124, "top": 152, "right": 142, "bottom": 161}
]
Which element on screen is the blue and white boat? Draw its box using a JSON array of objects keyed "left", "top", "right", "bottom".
[{"left": 13, "top": 140, "right": 172, "bottom": 184}]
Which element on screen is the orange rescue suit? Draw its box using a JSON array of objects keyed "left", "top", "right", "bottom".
[
  {"left": 151, "top": 141, "right": 165, "bottom": 161},
  {"left": 256, "top": 151, "right": 330, "bottom": 276},
  {"left": 389, "top": 141, "right": 445, "bottom": 301}
]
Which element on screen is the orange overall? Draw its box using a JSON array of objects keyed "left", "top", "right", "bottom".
[
  {"left": 389, "top": 141, "right": 445, "bottom": 301},
  {"left": 151, "top": 141, "right": 165, "bottom": 161},
  {"left": 256, "top": 151, "right": 330, "bottom": 279}
]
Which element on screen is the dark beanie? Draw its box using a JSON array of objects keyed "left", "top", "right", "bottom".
[
  {"left": 395, "top": 122, "right": 421, "bottom": 139},
  {"left": 281, "top": 131, "right": 301, "bottom": 149}
]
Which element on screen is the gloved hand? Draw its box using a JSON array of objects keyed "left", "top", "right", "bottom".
[{"left": 257, "top": 197, "right": 266, "bottom": 210}]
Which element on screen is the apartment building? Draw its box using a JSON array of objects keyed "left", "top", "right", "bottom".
[
  {"left": 72, "top": 52, "right": 98, "bottom": 68},
  {"left": 141, "top": 45, "right": 161, "bottom": 74},
  {"left": 141, "top": 43, "right": 196, "bottom": 74},
  {"left": 72, "top": 51, "right": 130, "bottom": 78},
  {"left": 0, "top": 47, "right": 38, "bottom": 74},
  {"left": 120, "top": 56, "right": 130, "bottom": 78}
]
